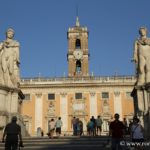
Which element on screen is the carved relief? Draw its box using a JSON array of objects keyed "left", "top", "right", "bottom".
[
  {"left": 71, "top": 97, "right": 87, "bottom": 116},
  {"left": 48, "top": 101, "right": 55, "bottom": 115},
  {"left": 103, "top": 100, "right": 110, "bottom": 114}
]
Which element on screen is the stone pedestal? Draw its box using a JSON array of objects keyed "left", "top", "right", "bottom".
[
  {"left": 131, "top": 84, "right": 150, "bottom": 139},
  {"left": 0, "top": 85, "right": 21, "bottom": 135}
]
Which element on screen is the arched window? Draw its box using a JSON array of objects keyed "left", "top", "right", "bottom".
[
  {"left": 76, "top": 60, "right": 81, "bottom": 73},
  {"left": 75, "top": 39, "right": 81, "bottom": 49}
]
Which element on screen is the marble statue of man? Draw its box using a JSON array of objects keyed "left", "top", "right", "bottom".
[
  {"left": 133, "top": 27, "right": 150, "bottom": 85},
  {"left": 0, "top": 28, "right": 20, "bottom": 87}
]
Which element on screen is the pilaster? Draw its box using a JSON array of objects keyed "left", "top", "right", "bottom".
[
  {"left": 60, "top": 92, "right": 68, "bottom": 132},
  {"left": 35, "top": 93, "right": 43, "bottom": 132}
]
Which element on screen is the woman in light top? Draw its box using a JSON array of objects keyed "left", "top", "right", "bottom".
[
  {"left": 49, "top": 118, "right": 55, "bottom": 138},
  {"left": 131, "top": 116, "right": 144, "bottom": 150}
]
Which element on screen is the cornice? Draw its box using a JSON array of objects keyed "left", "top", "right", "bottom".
[{"left": 20, "top": 82, "right": 135, "bottom": 89}]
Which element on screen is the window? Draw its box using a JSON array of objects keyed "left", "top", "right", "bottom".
[
  {"left": 76, "top": 60, "right": 81, "bottom": 73},
  {"left": 102, "top": 92, "right": 109, "bottom": 99},
  {"left": 75, "top": 39, "right": 81, "bottom": 49},
  {"left": 48, "top": 93, "right": 55, "bottom": 100},
  {"left": 75, "top": 93, "right": 82, "bottom": 99},
  {"left": 24, "top": 94, "right": 30, "bottom": 100}
]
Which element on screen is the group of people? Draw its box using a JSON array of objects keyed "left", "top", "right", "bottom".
[
  {"left": 48, "top": 117, "right": 63, "bottom": 138},
  {"left": 86, "top": 115, "right": 103, "bottom": 136},
  {"left": 71, "top": 117, "right": 83, "bottom": 137},
  {"left": 1, "top": 114, "right": 145, "bottom": 150},
  {"left": 109, "top": 113, "right": 144, "bottom": 150},
  {"left": 71, "top": 115, "right": 103, "bottom": 137}
]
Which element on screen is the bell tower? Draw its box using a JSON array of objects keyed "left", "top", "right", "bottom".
[{"left": 67, "top": 17, "right": 89, "bottom": 77}]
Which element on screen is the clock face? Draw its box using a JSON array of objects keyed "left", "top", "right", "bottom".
[{"left": 73, "top": 50, "right": 83, "bottom": 60}]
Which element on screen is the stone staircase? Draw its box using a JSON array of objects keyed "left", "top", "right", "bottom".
[{"left": 0, "top": 136, "right": 111, "bottom": 150}]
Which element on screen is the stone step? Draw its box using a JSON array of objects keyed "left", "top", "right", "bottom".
[{"left": 0, "top": 136, "right": 111, "bottom": 150}]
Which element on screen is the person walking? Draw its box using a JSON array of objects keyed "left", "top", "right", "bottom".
[
  {"left": 2, "top": 116, "right": 23, "bottom": 150},
  {"left": 109, "top": 113, "right": 125, "bottom": 150},
  {"left": 55, "top": 117, "right": 63, "bottom": 137},
  {"left": 91, "top": 116, "right": 96, "bottom": 136},
  {"left": 79, "top": 119, "right": 83, "bottom": 136}
]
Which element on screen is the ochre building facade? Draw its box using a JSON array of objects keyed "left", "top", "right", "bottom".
[{"left": 20, "top": 17, "right": 135, "bottom": 136}]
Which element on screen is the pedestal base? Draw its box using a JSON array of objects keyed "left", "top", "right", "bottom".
[
  {"left": 131, "top": 84, "right": 150, "bottom": 139},
  {"left": 0, "top": 85, "right": 20, "bottom": 135}
]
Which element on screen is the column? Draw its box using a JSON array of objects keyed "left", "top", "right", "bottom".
[{"left": 60, "top": 92, "right": 68, "bottom": 132}]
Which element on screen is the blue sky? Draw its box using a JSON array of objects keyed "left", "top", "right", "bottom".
[{"left": 0, "top": 0, "right": 150, "bottom": 78}]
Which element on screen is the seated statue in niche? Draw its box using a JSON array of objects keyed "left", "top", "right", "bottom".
[
  {"left": 0, "top": 28, "right": 20, "bottom": 87},
  {"left": 132, "top": 27, "right": 150, "bottom": 85}
]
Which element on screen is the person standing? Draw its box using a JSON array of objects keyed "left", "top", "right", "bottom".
[
  {"left": 49, "top": 118, "right": 55, "bottom": 138},
  {"left": 96, "top": 115, "right": 103, "bottom": 136},
  {"left": 2, "top": 116, "right": 23, "bottom": 150},
  {"left": 79, "top": 119, "right": 83, "bottom": 136},
  {"left": 109, "top": 113, "right": 125, "bottom": 150},
  {"left": 88, "top": 119, "right": 94, "bottom": 136},
  {"left": 130, "top": 116, "right": 144, "bottom": 150},
  {"left": 123, "top": 118, "right": 128, "bottom": 134},
  {"left": 55, "top": 117, "right": 63, "bottom": 137},
  {"left": 91, "top": 116, "right": 96, "bottom": 136},
  {"left": 128, "top": 120, "right": 133, "bottom": 135},
  {"left": 71, "top": 117, "right": 77, "bottom": 136}
]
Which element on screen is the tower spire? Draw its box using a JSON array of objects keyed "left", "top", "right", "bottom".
[
  {"left": 76, "top": 5, "right": 80, "bottom": 27},
  {"left": 76, "top": 16, "right": 80, "bottom": 27}
]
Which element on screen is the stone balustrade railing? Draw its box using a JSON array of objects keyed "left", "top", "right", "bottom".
[{"left": 20, "top": 75, "right": 136, "bottom": 84}]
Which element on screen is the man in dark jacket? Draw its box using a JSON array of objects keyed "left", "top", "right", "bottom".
[
  {"left": 2, "top": 116, "right": 23, "bottom": 150},
  {"left": 109, "top": 113, "right": 125, "bottom": 150}
]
